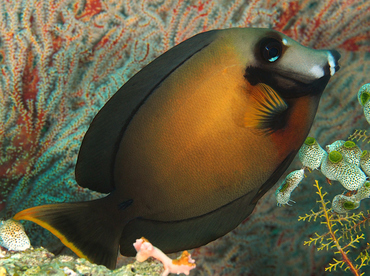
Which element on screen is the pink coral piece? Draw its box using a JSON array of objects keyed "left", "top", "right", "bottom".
[{"left": 133, "top": 237, "right": 196, "bottom": 276}]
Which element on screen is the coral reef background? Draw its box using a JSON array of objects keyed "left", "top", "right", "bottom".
[
  {"left": 0, "top": 247, "right": 163, "bottom": 275},
  {"left": 0, "top": 0, "right": 369, "bottom": 275}
]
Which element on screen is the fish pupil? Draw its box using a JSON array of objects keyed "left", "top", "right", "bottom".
[
  {"left": 267, "top": 47, "right": 278, "bottom": 60},
  {"left": 260, "top": 38, "right": 282, "bottom": 63}
]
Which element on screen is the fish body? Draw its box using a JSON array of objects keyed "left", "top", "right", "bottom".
[{"left": 14, "top": 28, "right": 340, "bottom": 269}]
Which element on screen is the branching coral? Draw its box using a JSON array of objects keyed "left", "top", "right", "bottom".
[
  {"left": 349, "top": 130, "right": 370, "bottom": 144},
  {"left": 134, "top": 237, "right": 196, "bottom": 276},
  {"left": 299, "top": 181, "right": 370, "bottom": 275},
  {"left": 281, "top": 83, "right": 370, "bottom": 275}
]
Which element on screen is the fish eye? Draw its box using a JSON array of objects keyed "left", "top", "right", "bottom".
[{"left": 260, "top": 38, "right": 282, "bottom": 63}]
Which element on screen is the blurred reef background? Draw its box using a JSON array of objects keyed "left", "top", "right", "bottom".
[{"left": 0, "top": 0, "right": 369, "bottom": 275}]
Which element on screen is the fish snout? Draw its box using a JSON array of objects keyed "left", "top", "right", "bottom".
[
  {"left": 306, "top": 49, "right": 341, "bottom": 98},
  {"left": 326, "top": 49, "right": 341, "bottom": 77}
]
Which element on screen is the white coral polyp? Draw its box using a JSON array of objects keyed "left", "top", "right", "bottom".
[
  {"left": 355, "top": 181, "right": 370, "bottom": 201},
  {"left": 320, "top": 152, "right": 339, "bottom": 180},
  {"left": 321, "top": 151, "right": 366, "bottom": 190},
  {"left": 332, "top": 194, "right": 360, "bottom": 214},
  {"left": 326, "top": 140, "right": 345, "bottom": 153},
  {"left": 299, "top": 140, "right": 326, "bottom": 170},
  {"left": 336, "top": 163, "right": 366, "bottom": 191},
  {"left": 275, "top": 169, "right": 304, "bottom": 206},
  {"left": 276, "top": 191, "right": 292, "bottom": 206},
  {"left": 364, "top": 102, "right": 370, "bottom": 125},
  {"left": 360, "top": 151, "right": 370, "bottom": 176},
  {"left": 336, "top": 142, "right": 362, "bottom": 167},
  {"left": 0, "top": 219, "right": 30, "bottom": 251}
]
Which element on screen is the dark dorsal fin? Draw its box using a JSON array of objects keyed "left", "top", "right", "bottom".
[{"left": 75, "top": 30, "right": 219, "bottom": 193}]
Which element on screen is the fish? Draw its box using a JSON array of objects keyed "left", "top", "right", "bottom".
[{"left": 14, "top": 28, "right": 340, "bottom": 269}]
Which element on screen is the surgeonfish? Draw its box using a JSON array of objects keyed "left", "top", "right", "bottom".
[{"left": 14, "top": 28, "right": 340, "bottom": 269}]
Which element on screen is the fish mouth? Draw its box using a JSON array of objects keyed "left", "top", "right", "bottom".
[
  {"left": 279, "top": 49, "right": 341, "bottom": 99},
  {"left": 327, "top": 49, "right": 341, "bottom": 76},
  {"left": 272, "top": 72, "right": 332, "bottom": 99},
  {"left": 245, "top": 67, "right": 332, "bottom": 99},
  {"left": 295, "top": 75, "right": 330, "bottom": 98}
]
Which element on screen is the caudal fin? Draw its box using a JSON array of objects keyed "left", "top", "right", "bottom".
[{"left": 13, "top": 196, "right": 124, "bottom": 269}]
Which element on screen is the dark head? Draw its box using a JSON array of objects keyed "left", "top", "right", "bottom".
[{"left": 243, "top": 29, "right": 340, "bottom": 99}]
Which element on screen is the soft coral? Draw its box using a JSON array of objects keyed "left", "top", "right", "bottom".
[{"left": 133, "top": 237, "right": 196, "bottom": 276}]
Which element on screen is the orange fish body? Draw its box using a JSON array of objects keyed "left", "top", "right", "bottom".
[{"left": 14, "top": 28, "right": 340, "bottom": 269}]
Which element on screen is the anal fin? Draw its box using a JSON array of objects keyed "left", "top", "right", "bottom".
[{"left": 119, "top": 189, "right": 257, "bottom": 256}]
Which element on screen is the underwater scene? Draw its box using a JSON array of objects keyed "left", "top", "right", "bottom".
[{"left": 0, "top": 0, "right": 369, "bottom": 275}]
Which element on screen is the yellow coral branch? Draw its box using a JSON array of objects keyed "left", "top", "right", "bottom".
[
  {"left": 348, "top": 129, "right": 370, "bottom": 144},
  {"left": 356, "top": 243, "right": 370, "bottom": 272},
  {"left": 298, "top": 209, "right": 325, "bottom": 222},
  {"left": 341, "top": 211, "right": 370, "bottom": 240},
  {"left": 313, "top": 180, "right": 361, "bottom": 276}
]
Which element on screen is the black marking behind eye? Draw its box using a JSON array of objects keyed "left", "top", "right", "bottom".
[
  {"left": 244, "top": 65, "right": 331, "bottom": 99},
  {"left": 260, "top": 37, "right": 282, "bottom": 63}
]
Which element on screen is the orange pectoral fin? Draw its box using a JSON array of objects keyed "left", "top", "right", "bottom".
[{"left": 244, "top": 83, "right": 288, "bottom": 134}]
